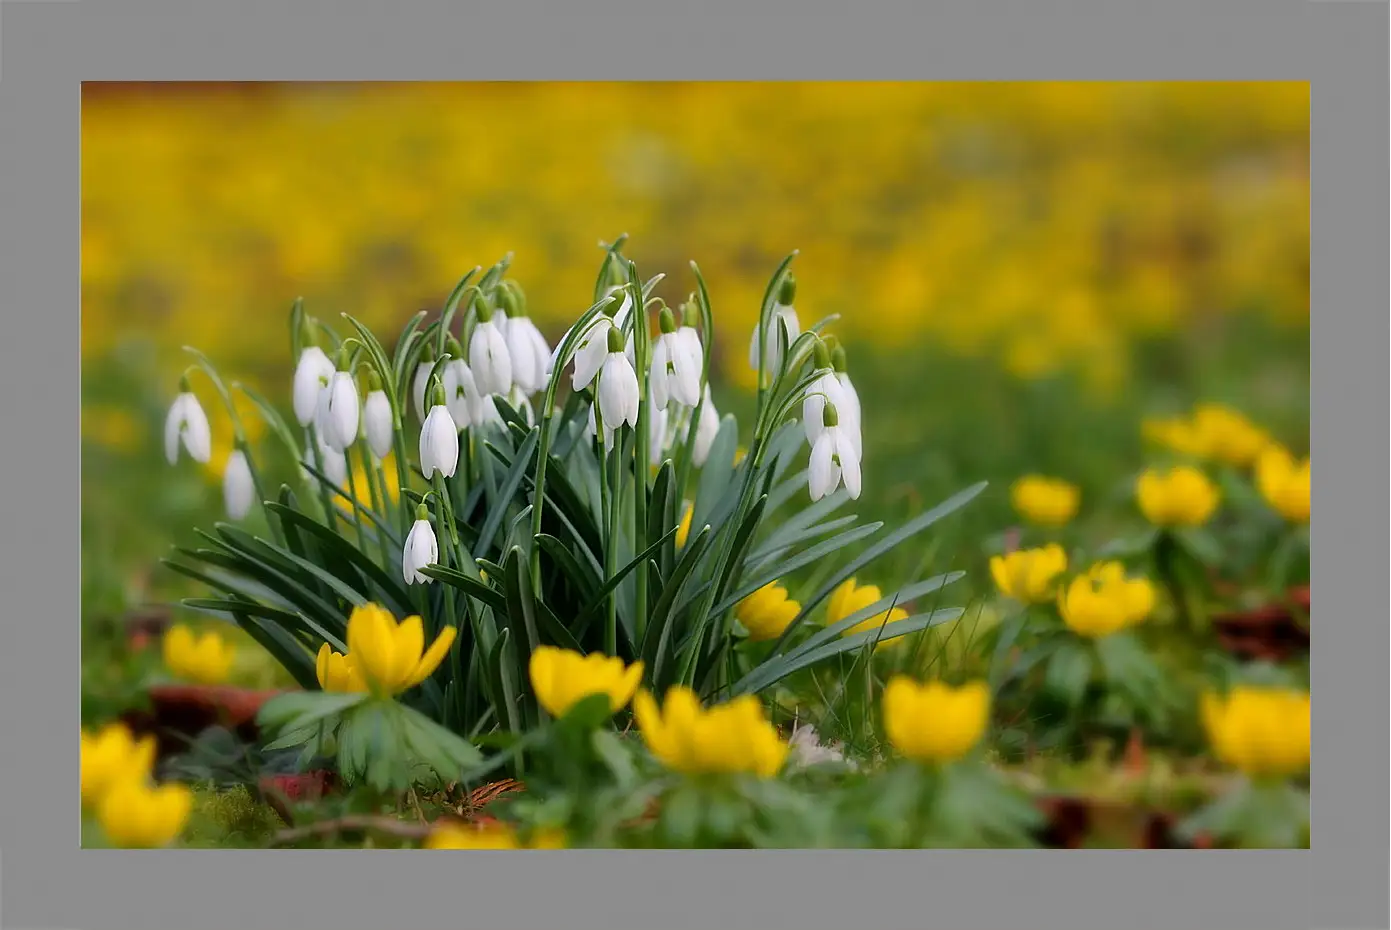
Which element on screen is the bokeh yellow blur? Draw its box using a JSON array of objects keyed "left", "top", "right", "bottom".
[{"left": 81, "top": 82, "right": 1308, "bottom": 396}]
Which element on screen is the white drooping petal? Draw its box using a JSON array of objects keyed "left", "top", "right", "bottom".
[
  {"left": 164, "top": 392, "right": 212, "bottom": 465},
  {"left": 598, "top": 352, "right": 640, "bottom": 430},
  {"left": 412, "top": 362, "right": 435, "bottom": 421},
  {"left": 470, "top": 319, "right": 513, "bottom": 396},
  {"left": 363, "top": 389, "right": 394, "bottom": 460},
  {"left": 443, "top": 359, "right": 477, "bottom": 430},
  {"left": 692, "top": 386, "right": 720, "bottom": 467},
  {"left": 807, "top": 430, "right": 840, "bottom": 502},
  {"left": 474, "top": 393, "right": 504, "bottom": 431},
  {"left": 419, "top": 405, "right": 460, "bottom": 479},
  {"left": 571, "top": 318, "right": 612, "bottom": 391},
  {"left": 314, "top": 431, "right": 348, "bottom": 485},
  {"left": 669, "top": 333, "right": 702, "bottom": 408},
  {"left": 649, "top": 337, "right": 673, "bottom": 411},
  {"left": 323, "top": 372, "right": 361, "bottom": 452},
  {"left": 836, "top": 429, "right": 862, "bottom": 500},
  {"left": 505, "top": 317, "right": 550, "bottom": 395},
  {"left": 585, "top": 403, "right": 616, "bottom": 452},
  {"left": 222, "top": 449, "right": 255, "bottom": 520},
  {"left": 748, "top": 306, "right": 802, "bottom": 374},
  {"left": 402, "top": 518, "right": 439, "bottom": 585},
  {"left": 292, "top": 347, "right": 335, "bottom": 427},
  {"left": 802, "top": 373, "right": 849, "bottom": 446},
  {"left": 647, "top": 390, "right": 671, "bottom": 467}
]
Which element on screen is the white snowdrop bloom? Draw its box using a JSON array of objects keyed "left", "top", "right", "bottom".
[
  {"left": 469, "top": 304, "right": 513, "bottom": 396},
  {"left": 597, "top": 328, "right": 641, "bottom": 432},
  {"left": 442, "top": 357, "right": 478, "bottom": 430},
  {"left": 307, "top": 430, "right": 348, "bottom": 486},
  {"left": 222, "top": 449, "right": 255, "bottom": 520},
  {"left": 362, "top": 388, "right": 394, "bottom": 460},
  {"left": 691, "top": 385, "right": 721, "bottom": 468},
  {"left": 321, "top": 371, "right": 361, "bottom": 452},
  {"left": 832, "top": 347, "right": 864, "bottom": 458},
  {"left": 503, "top": 312, "right": 551, "bottom": 395},
  {"left": 419, "top": 403, "right": 460, "bottom": 480},
  {"left": 808, "top": 403, "right": 861, "bottom": 502},
  {"left": 411, "top": 360, "right": 436, "bottom": 421},
  {"left": 402, "top": 506, "right": 439, "bottom": 586},
  {"left": 649, "top": 306, "right": 701, "bottom": 411},
  {"left": 802, "top": 371, "right": 850, "bottom": 447},
  {"left": 647, "top": 391, "right": 672, "bottom": 467},
  {"left": 675, "top": 299, "right": 706, "bottom": 388},
  {"left": 748, "top": 275, "right": 801, "bottom": 375},
  {"left": 586, "top": 403, "right": 616, "bottom": 453},
  {"left": 164, "top": 389, "right": 212, "bottom": 465},
  {"left": 292, "top": 346, "right": 335, "bottom": 427},
  {"left": 564, "top": 287, "right": 632, "bottom": 391}
]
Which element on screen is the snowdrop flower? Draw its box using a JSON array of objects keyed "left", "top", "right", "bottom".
[
  {"left": 222, "top": 448, "right": 255, "bottom": 520},
  {"left": 419, "top": 384, "right": 460, "bottom": 480},
  {"left": 474, "top": 393, "right": 506, "bottom": 431},
  {"left": 292, "top": 345, "right": 335, "bottom": 427},
  {"left": 320, "top": 367, "right": 361, "bottom": 453},
  {"left": 831, "top": 345, "right": 863, "bottom": 458},
  {"left": 808, "top": 402, "right": 861, "bottom": 502},
  {"left": 164, "top": 382, "right": 212, "bottom": 465},
  {"left": 306, "top": 430, "right": 348, "bottom": 486},
  {"left": 402, "top": 503, "right": 439, "bottom": 585},
  {"left": 469, "top": 297, "right": 513, "bottom": 396},
  {"left": 362, "top": 373, "right": 394, "bottom": 460},
  {"left": 586, "top": 403, "right": 616, "bottom": 452},
  {"left": 692, "top": 385, "right": 721, "bottom": 467},
  {"left": 650, "top": 305, "right": 701, "bottom": 411},
  {"left": 441, "top": 337, "right": 477, "bottom": 430},
  {"left": 675, "top": 298, "right": 705, "bottom": 386},
  {"left": 565, "top": 287, "right": 632, "bottom": 392},
  {"left": 748, "top": 274, "right": 801, "bottom": 376},
  {"left": 597, "top": 326, "right": 640, "bottom": 431},
  {"left": 802, "top": 342, "right": 850, "bottom": 446},
  {"left": 411, "top": 356, "right": 436, "bottom": 421},
  {"left": 498, "top": 286, "right": 551, "bottom": 395},
  {"left": 647, "top": 386, "right": 672, "bottom": 467}
]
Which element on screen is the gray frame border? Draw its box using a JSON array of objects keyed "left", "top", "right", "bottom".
[{"left": 3, "top": 1, "right": 1379, "bottom": 928}]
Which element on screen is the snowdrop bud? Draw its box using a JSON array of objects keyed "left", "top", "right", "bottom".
[
  {"left": 402, "top": 503, "right": 439, "bottom": 585},
  {"left": 322, "top": 370, "right": 361, "bottom": 453},
  {"left": 292, "top": 345, "right": 335, "bottom": 427},
  {"left": 308, "top": 430, "right": 348, "bottom": 486},
  {"left": 223, "top": 447, "right": 255, "bottom": 520},
  {"left": 419, "top": 402, "right": 460, "bottom": 479},
  {"left": 502, "top": 299, "right": 550, "bottom": 395},
  {"left": 831, "top": 345, "right": 863, "bottom": 457},
  {"left": 823, "top": 403, "right": 840, "bottom": 429},
  {"left": 692, "top": 385, "right": 720, "bottom": 467},
  {"left": 363, "top": 372, "right": 394, "bottom": 460},
  {"left": 778, "top": 274, "right": 797, "bottom": 307},
  {"left": 812, "top": 340, "right": 832, "bottom": 372},
  {"left": 598, "top": 328, "right": 641, "bottom": 431},
  {"left": 470, "top": 298, "right": 513, "bottom": 396},
  {"left": 164, "top": 380, "right": 212, "bottom": 465}
]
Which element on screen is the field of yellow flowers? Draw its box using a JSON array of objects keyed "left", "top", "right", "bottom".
[{"left": 80, "top": 82, "right": 1308, "bottom": 850}]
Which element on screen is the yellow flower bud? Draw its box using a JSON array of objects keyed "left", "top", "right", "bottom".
[
  {"left": 1201, "top": 686, "right": 1310, "bottom": 779},
  {"left": 527, "top": 646, "right": 643, "bottom": 719},
  {"left": 97, "top": 779, "right": 193, "bottom": 848},
  {"left": 162, "top": 624, "right": 236, "bottom": 686},
  {"left": 1057, "top": 562, "right": 1156, "bottom": 638},
  {"left": 633, "top": 686, "right": 788, "bottom": 778},
  {"left": 736, "top": 582, "right": 801, "bottom": 642},
  {"left": 80, "top": 723, "right": 157, "bottom": 810},
  {"left": 1136, "top": 466, "right": 1220, "bottom": 527},
  {"left": 989, "top": 544, "right": 1068, "bottom": 605},
  {"left": 1255, "top": 445, "right": 1309, "bottom": 524},
  {"left": 1010, "top": 475, "right": 1080, "bottom": 527}
]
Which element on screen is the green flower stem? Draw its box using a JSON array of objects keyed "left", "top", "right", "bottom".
[
  {"left": 627, "top": 272, "right": 652, "bottom": 647},
  {"left": 1153, "top": 531, "right": 1206, "bottom": 633},
  {"left": 430, "top": 477, "right": 460, "bottom": 639}
]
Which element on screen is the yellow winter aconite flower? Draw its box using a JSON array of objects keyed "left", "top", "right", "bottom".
[
  {"left": 882, "top": 677, "right": 991, "bottom": 764},
  {"left": 674, "top": 502, "right": 693, "bottom": 549},
  {"left": 345, "top": 602, "right": 457, "bottom": 698},
  {"left": 1136, "top": 465, "right": 1220, "bottom": 527},
  {"left": 527, "top": 646, "right": 644, "bottom": 719},
  {"left": 81, "top": 723, "right": 157, "bottom": 810},
  {"left": 1010, "top": 475, "right": 1080, "bottom": 527},
  {"left": 97, "top": 779, "right": 193, "bottom": 849},
  {"left": 633, "top": 686, "right": 788, "bottom": 778},
  {"left": 1255, "top": 445, "right": 1310, "bottom": 524},
  {"left": 826, "top": 577, "right": 907, "bottom": 639},
  {"left": 1057, "top": 562, "right": 1156, "bottom": 638},
  {"left": 735, "top": 582, "right": 801, "bottom": 642},
  {"left": 1190, "top": 403, "right": 1272, "bottom": 468},
  {"left": 989, "top": 544, "right": 1068, "bottom": 605},
  {"left": 315, "top": 644, "right": 368, "bottom": 693},
  {"left": 1201, "top": 686, "right": 1310, "bottom": 779},
  {"left": 162, "top": 624, "right": 235, "bottom": 686}
]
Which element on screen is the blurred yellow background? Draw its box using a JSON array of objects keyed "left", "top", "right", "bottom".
[{"left": 81, "top": 81, "right": 1308, "bottom": 398}]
